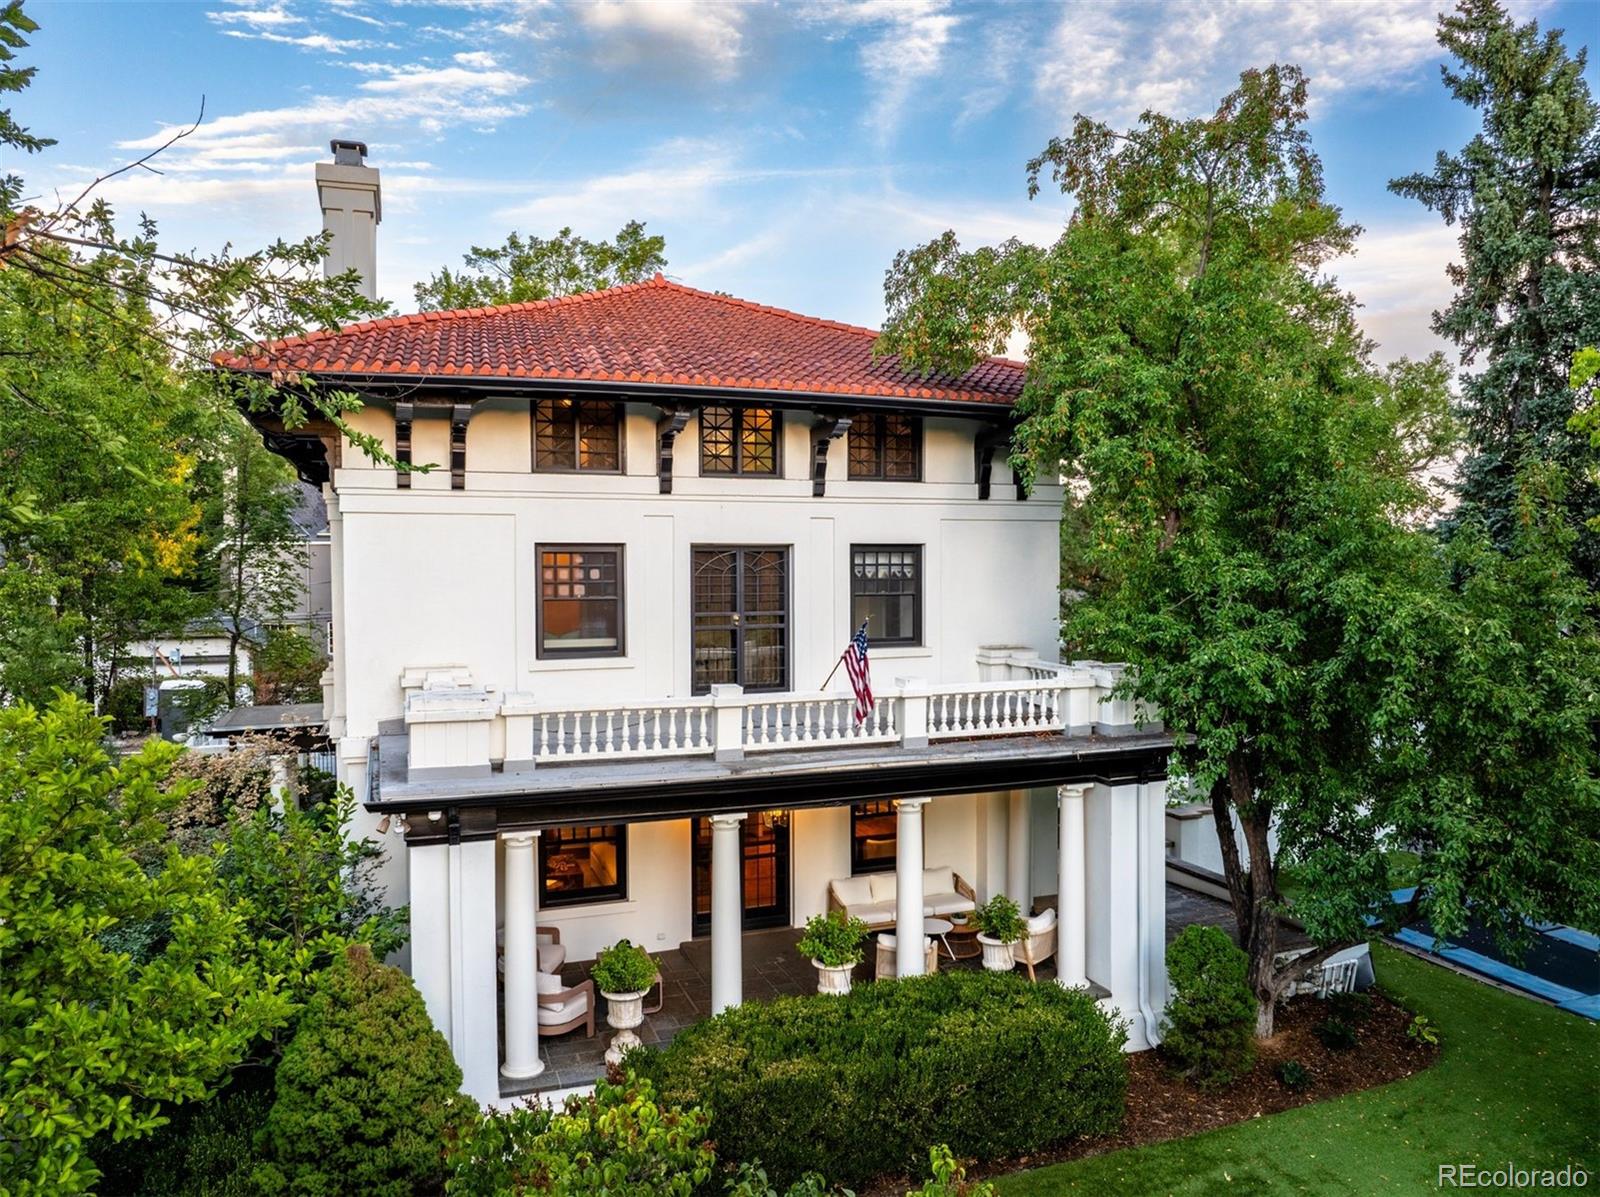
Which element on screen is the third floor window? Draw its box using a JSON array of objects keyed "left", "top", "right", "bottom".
[
  {"left": 848, "top": 411, "right": 920, "bottom": 480},
  {"left": 535, "top": 398, "right": 621, "bottom": 472},
  {"left": 700, "top": 406, "right": 778, "bottom": 476}
]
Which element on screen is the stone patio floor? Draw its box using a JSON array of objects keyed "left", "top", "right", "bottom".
[{"left": 500, "top": 882, "right": 1253, "bottom": 1097}]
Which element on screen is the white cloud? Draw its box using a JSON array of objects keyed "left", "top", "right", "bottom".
[
  {"left": 110, "top": 54, "right": 533, "bottom": 187},
  {"left": 1032, "top": 0, "right": 1535, "bottom": 124},
  {"left": 221, "top": 28, "right": 353, "bottom": 53},
  {"left": 570, "top": 0, "right": 748, "bottom": 81},
  {"left": 452, "top": 50, "right": 499, "bottom": 69},
  {"left": 810, "top": 0, "right": 958, "bottom": 139},
  {"left": 1329, "top": 220, "right": 1460, "bottom": 363},
  {"left": 207, "top": 5, "right": 301, "bottom": 29}
]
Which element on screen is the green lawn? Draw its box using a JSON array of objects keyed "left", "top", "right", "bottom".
[{"left": 997, "top": 944, "right": 1598, "bottom": 1195}]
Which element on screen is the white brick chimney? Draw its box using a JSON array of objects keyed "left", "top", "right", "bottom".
[{"left": 315, "top": 139, "right": 381, "bottom": 301}]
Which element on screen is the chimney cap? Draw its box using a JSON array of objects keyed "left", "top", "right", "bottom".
[{"left": 330, "top": 139, "right": 369, "bottom": 166}]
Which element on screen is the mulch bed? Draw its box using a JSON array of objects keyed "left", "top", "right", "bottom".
[{"left": 867, "top": 990, "right": 1438, "bottom": 1194}]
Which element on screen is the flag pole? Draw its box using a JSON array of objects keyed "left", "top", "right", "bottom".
[{"left": 819, "top": 615, "right": 868, "bottom": 690}]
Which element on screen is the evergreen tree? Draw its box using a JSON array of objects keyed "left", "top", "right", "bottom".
[{"left": 1390, "top": 0, "right": 1600, "bottom": 581}]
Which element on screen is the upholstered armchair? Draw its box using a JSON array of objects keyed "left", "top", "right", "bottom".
[
  {"left": 1013, "top": 907, "right": 1058, "bottom": 981},
  {"left": 536, "top": 973, "right": 595, "bottom": 1040}
]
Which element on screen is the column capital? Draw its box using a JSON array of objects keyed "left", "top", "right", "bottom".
[
  {"left": 499, "top": 829, "right": 541, "bottom": 845},
  {"left": 709, "top": 811, "right": 748, "bottom": 828},
  {"left": 1057, "top": 783, "right": 1092, "bottom": 801},
  {"left": 893, "top": 796, "right": 930, "bottom": 812}
]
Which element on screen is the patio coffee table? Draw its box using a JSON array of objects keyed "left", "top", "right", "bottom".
[
  {"left": 942, "top": 915, "right": 981, "bottom": 960},
  {"left": 924, "top": 917, "right": 955, "bottom": 960}
]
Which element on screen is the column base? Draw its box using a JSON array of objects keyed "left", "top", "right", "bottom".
[{"left": 500, "top": 1055, "right": 547, "bottom": 1081}]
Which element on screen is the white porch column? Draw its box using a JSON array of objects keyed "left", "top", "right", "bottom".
[
  {"left": 1057, "top": 784, "right": 1089, "bottom": 989},
  {"left": 710, "top": 813, "right": 747, "bottom": 1014},
  {"left": 499, "top": 831, "right": 544, "bottom": 1080},
  {"left": 895, "top": 798, "right": 929, "bottom": 977},
  {"left": 1007, "top": 791, "right": 1031, "bottom": 906}
]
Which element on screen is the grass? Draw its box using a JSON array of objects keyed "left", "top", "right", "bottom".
[{"left": 996, "top": 944, "right": 1598, "bottom": 1195}]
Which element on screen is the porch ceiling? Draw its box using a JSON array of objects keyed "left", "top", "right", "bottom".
[{"left": 373, "top": 728, "right": 1173, "bottom": 844}]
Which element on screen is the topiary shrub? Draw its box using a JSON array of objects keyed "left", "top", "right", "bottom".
[
  {"left": 1161, "top": 925, "right": 1257, "bottom": 1088},
  {"left": 638, "top": 970, "right": 1125, "bottom": 1188},
  {"left": 254, "top": 944, "right": 470, "bottom": 1196}
]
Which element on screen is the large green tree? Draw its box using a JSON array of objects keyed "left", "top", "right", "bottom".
[
  {"left": 1389, "top": 0, "right": 1600, "bottom": 581},
  {"left": 415, "top": 220, "right": 667, "bottom": 311},
  {"left": 1, "top": 1, "right": 390, "bottom": 703},
  {"left": 193, "top": 415, "right": 309, "bottom": 701},
  {"left": 877, "top": 66, "right": 1598, "bottom": 1032},
  {"left": 0, "top": 697, "right": 294, "bottom": 1196},
  {"left": 0, "top": 239, "right": 210, "bottom": 708}
]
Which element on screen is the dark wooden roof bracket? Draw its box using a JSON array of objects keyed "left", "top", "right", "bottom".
[
  {"left": 656, "top": 406, "right": 692, "bottom": 494},
  {"left": 811, "top": 413, "right": 852, "bottom": 497},
  {"left": 394, "top": 400, "right": 414, "bottom": 489}
]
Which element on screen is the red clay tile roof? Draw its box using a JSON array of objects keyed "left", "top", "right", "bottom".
[{"left": 214, "top": 274, "right": 1025, "bottom": 406}]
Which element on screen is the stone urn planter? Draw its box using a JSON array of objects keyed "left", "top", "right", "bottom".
[
  {"left": 601, "top": 988, "right": 650, "bottom": 1066},
  {"left": 976, "top": 933, "right": 1018, "bottom": 972},
  {"left": 973, "top": 894, "right": 1025, "bottom": 973},
  {"left": 796, "top": 909, "right": 868, "bottom": 996},
  {"left": 593, "top": 939, "right": 659, "bottom": 1067},
  {"left": 812, "top": 960, "right": 855, "bottom": 995}
]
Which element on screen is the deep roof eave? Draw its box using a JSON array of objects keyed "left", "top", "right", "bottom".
[{"left": 221, "top": 367, "right": 1023, "bottom": 418}]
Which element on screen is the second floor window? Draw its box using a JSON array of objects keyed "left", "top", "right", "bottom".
[
  {"left": 538, "top": 545, "right": 623, "bottom": 657},
  {"left": 535, "top": 398, "right": 621, "bottom": 471},
  {"left": 851, "top": 545, "right": 922, "bottom": 646},
  {"left": 700, "top": 406, "right": 778, "bottom": 476},
  {"left": 848, "top": 411, "right": 920, "bottom": 480}
]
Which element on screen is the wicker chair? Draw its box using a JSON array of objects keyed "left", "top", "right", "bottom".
[
  {"left": 1013, "top": 907, "right": 1058, "bottom": 981},
  {"left": 874, "top": 933, "right": 939, "bottom": 981}
]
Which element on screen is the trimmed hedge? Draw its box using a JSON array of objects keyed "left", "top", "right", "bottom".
[
  {"left": 1161, "top": 925, "right": 1257, "bottom": 1088},
  {"left": 635, "top": 970, "right": 1126, "bottom": 1188},
  {"left": 253, "top": 945, "right": 471, "bottom": 1196}
]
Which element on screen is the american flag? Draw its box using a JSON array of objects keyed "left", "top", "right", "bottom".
[{"left": 842, "top": 619, "right": 873, "bottom": 726}]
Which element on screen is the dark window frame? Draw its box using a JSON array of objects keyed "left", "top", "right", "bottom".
[
  {"left": 849, "top": 544, "right": 923, "bottom": 647},
  {"left": 847, "top": 411, "right": 922, "bottom": 481},
  {"left": 536, "top": 544, "right": 626, "bottom": 660},
  {"left": 850, "top": 800, "right": 898, "bottom": 875},
  {"left": 698, "top": 405, "right": 781, "bottom": 477},
  {"left": 690, "top": 544, "right": 791, "bottom": 695},
  {"left": 532, "top": 397, "right": 624, "bottom": 474},
  {"left": 539, "top": 823, "right": 628, "bottom": 907}
]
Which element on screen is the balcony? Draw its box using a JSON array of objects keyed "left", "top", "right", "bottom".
[{"left": 368, "top": 649, "right": 1165, "bottom": 819}]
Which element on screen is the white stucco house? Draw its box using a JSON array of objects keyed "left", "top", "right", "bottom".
[{"left": 222, "top": 142, "right": 1173, "bottom": 1103}]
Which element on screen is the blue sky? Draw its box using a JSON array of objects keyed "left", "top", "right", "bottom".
[{"left": 17, "top": 0, "right": 1597, "bottom": 364}]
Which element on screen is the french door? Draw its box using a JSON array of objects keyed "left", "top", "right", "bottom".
[
  {"left": 691, "top": 811, "right": 792, "bottom": 935},
  {"left": 691, "top": 547, "right": 788, "bottom": 694}
]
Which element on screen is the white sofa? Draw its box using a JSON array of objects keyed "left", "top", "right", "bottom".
[{"left": 828, "top": 867, "right": 976, "bottom": 929}]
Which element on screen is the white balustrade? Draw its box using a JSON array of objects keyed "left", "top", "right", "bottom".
[
  {"left": 534, "top": 700, "right": 714, "bottom": 761},
  {"left": 401, "top": 648, "right": 1147, "bottom": 781},
  {"left": 927, "top": 679, "right": 1067, "bottom": 740},
  {"left": 742, "top": 691, "right": 899, "bottom": 752}
]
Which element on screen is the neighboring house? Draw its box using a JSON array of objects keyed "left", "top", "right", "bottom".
[
  {"left": 276, "top": 480, "right": 334, "bottom": 655},
  {"left": 124, "top": 614, "right": 263, "bottom": 685},
  {"left": 223, "top": 142, "right": 1174, "bottom": 1103}
]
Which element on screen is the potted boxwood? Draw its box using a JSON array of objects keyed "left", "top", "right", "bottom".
[
  {"left": 974, "top": 894, "right": 1025, "bottom": 972},
  {"left": 592, "top": 938, "right": 660, "bottom": 1066},
  {"left": 796, "top": 909, "right": 868, "bottom": 995}
]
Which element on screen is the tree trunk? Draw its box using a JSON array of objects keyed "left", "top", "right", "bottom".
[
  {"left": 1210, "top": 748, "right": 1284, "bottom": 1038},
  {"left": 227, "top": 629, "right": 241, "bottom": 705}
]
